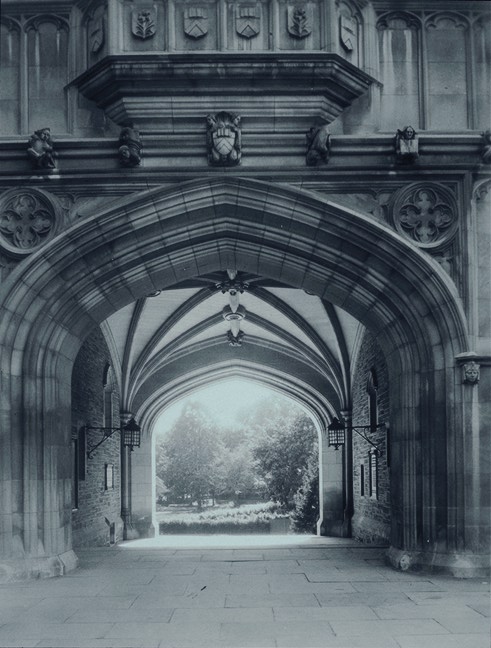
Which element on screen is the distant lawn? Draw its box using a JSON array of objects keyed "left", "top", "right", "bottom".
[{"left": 157, "top": 502, "right": 291, "bottom": 534}]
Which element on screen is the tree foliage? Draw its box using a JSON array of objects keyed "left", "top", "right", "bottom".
[
  {"left": 291, "top": 454, "right": 319, "bottom": 532},
  {"left": 157, "top": 401, "right": 222, "bottom": 508},
  {"left": 156, "top": 394, "right": 319, "bottom": 525},
  {"left": 242, "top": 397, "right": 318, "bottom": 509},
  {"left": 216, "top": 445, "right": 260, "bottom": 504}
]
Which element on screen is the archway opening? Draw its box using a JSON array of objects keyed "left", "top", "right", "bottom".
[
  {"left": 1, "top": 177, "right": 471, "bottom": 577},
  {"left": 153, "top": 379, "right": 321, "bottom": 537}
]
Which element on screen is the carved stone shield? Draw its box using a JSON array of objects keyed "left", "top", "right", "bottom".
[
  {"left": 206, "top": 112, "right": 242, "bottom": 166},
  {"left": 236, "top": 6, "right": 260, "bottom": 39},
  {"left": 213, "top": 128, "right": 235, "bottom": 156},
  {"left": 131, "top": 8, "right": 156, "bottom": 40},
  {"left": 88, "top": 9, "right": 105, "bottom": 54},
  {"left": 184, "top": 7, "right": 208, "bottom": 39},
  {"left": 339, "top": 15, "right": 356, "bottom": 52},
  {"left": 287, "top": 4, "right": 312, "bottom": 39}
]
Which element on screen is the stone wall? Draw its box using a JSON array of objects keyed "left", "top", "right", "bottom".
[
  {"left": 351, "top": 330, "right": 391, "bottom": 544},
  {"left": 71, "top": 327, "right": 123, "bottom": 547}
]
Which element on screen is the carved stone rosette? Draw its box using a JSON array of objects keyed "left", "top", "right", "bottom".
[
  {"left": 0, "top": 188, "right": 58, "bottom": 258},
  {"left": 390, "top": 183, "right": 458, "bottom": 249}
]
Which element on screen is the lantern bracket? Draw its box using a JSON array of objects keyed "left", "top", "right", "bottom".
[
  {"left": 85, "top": 419, "right": 141, "bottom": 459},
  {"left": 327, "top": 417, "right": 386, "bottom": 455}
]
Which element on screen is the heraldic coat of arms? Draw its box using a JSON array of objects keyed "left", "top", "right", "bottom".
[{"left": 206, "top": 112, "right": 242, "bottom": 166}]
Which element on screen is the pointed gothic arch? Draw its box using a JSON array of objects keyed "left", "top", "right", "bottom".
[{"left": 0, "top": 176, "right": 477, "bottom": 578}]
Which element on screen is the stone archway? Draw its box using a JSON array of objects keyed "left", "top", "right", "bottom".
[
  {"left": 131, "top": 362, "right": 337, "bottom": 541},
  {"left": 0, "top": 177, "right": 478, "bottom": 579}
]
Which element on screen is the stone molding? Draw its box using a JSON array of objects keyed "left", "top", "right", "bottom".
[
  {"left": 70, "top": 52, "right": 376, "bottom": 129},
  {"left": 0, "top": 134, "right": 486, "bottom": 179}
]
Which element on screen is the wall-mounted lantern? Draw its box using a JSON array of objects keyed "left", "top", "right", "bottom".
[
  {"left": 85, "top": 418, "right": 142, "bottom": 459},
  {"left": 327, "top": 417, "right": 386, "bottom": 454}
]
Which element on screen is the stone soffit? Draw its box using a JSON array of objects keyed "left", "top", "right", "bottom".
[{"left": 70, "top": 52, "right": 377, "bottom": 128}]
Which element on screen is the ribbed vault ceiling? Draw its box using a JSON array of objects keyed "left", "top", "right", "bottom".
[{"left": 100, "top": 271, "right": 364, "bottom": 426}]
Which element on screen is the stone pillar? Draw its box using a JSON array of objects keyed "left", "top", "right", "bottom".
[
  {"left": 457, "top": 355, "right": 491, "bottom": 565},
  {"left": 341, "top": 409, "right": 353, "bottom": 537},
  {"left": 317, "top": 424, "right": 345, "bottom": 537},
  {"left": 129, "top": 433, "right": 155, "bottom": 538}
]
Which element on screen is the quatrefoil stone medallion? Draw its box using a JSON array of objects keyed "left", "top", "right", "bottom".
[
  {"left": 391, "top": 183, "right": 458, "bottom": 249},
  {"left": 0, "top": 188, "right": 57, "bottom": 257}
]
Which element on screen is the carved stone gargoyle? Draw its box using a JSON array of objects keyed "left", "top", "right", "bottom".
[
  {"left": 395, "top": 126, "right": 419, "bottom": 163},
  {"left": 306, "top": 124, "right": 331, "bottom": 166},
  {"left": 118, "top": 126, "right": 142, "bottom": 167},
  {"left": 27, "top": 128, "right": 56, "bottom": 169}
]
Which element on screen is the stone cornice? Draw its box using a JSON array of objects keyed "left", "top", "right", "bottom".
[
  {"left": 0, "top": 134, "right": 487, "bottom": 183},
  {"left": 372, "top": 1, "right": 490, "bottom": 13},
  {"left": 70, "top": 52, "right": 378, "bottom": 128}
]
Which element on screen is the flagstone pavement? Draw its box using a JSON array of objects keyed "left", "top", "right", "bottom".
[{"left": 0, "top": 535, "right": 489, "bottom": 648}]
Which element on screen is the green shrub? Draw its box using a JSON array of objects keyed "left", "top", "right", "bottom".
[
  {"left": 290, "top": 459, "right": 319, "bottom": 533},
  {"left": 157, "top": 502, "right": 289, "bottom": 534}
]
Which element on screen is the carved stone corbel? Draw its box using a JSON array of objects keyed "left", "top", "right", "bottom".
[
  {"left": 306, "top": 124, "right": 331, "bottom": 166},
  {"left": 463, "top": 361, "right": 480, "bottom": 385},
  {"left": 118, "top": 126, "right": 142, "bottom": 167},
  {"left": 27, "top": 127, "right": 56, "bottom": 170},
  {"left": 395, "top": 126, "right": 419, "bottom": 163}
]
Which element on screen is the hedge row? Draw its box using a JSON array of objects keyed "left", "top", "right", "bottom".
[{"left": 159, "top": 520, "right": 271, "bottom": 534}]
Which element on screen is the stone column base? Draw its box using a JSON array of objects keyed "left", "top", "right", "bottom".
[
  {"left": 132, "top": 515, "right": 156, "bottom": 539},
  {"left": 0, "top": 550, "right": 78, "bottom": 583},
  {"left": 387, "top": 546, "right": 491, "bottom": 578}
]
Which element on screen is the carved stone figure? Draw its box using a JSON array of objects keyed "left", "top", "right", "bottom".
[
  {"left": 206, "top": 112, "right": 241, "bottom": 166},
  {"left": 463, "top": 361, "right": 480, "bottom": 385},
  {"left": 306, "top": 125, "right": 331, "bottom": 166},
  {"left": 395, "top": 126, "right": 419, "bottom": 163},
  {"left": 118, "top": 126, "right": 142, "bottom": 167},
  {"left": 132, "top": 9, "right": 156, "bottom": 40},
  {"left": 288, "top": 5, "right": 312, "bottom": 39},
  {"left": 481, "top": 129, "right": 491, "bottom": 164},
  {"left": 236, "top": 6, "right": 260, "bottom": 39},
  {"left": 184, "top": 7, "right": 208, "bottom": 39},
  {"left": 27, "top": 128, "right": 56, "bottom": 169}
]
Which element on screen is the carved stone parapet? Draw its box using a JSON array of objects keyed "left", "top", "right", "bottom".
[{"left": 390, "top": 182, "right": 457, "bottom": 249}]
